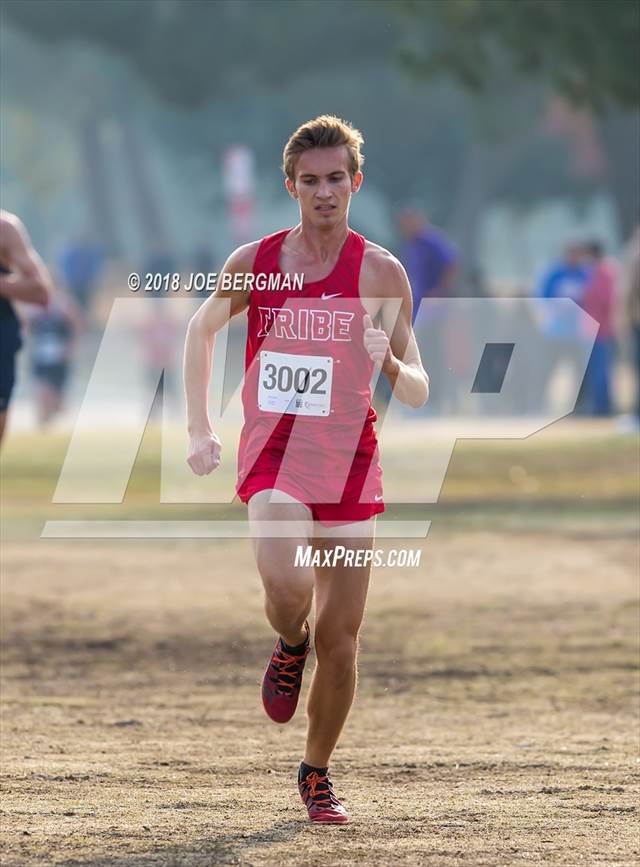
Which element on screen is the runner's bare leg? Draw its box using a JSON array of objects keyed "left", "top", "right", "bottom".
[
  {"left": 248, "top": 489, "right": 314, "bottom": 648},
  {"left": 304, "top": 521, "right": 374, "bottom": 767}
]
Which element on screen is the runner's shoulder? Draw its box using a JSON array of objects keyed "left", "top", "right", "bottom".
[
  {"left": 0, "top": 210, "right": 21, "bottom": 231},
  {"left": 209, "top": 241, "right": 262, "bottom": 312},
  {"left": 223, "top": 240, "right": 262, "bottom": 275},
  {"left": 0, "top": 211, "right": 27, "bottom": 250},
  {"left": 361, "top": 240, "right": 408, "bottom": 298}
]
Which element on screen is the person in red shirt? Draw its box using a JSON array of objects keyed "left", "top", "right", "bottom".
[
  {"left": 184, "top": 116, "right": 429, "bottom": 823},
  {"left": 582, "top": 241, "right": 618, "bottom": 415},
  {"left": 618, "top": 225, "right": 640, "bottom": 429}
]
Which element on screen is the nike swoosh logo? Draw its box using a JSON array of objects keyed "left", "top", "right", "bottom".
[
  {"left": 321, "top": 292, "right": 342, "bottom": 300},
  {"left": 374, "top": 494, "right": 383, "bottom": 502}
]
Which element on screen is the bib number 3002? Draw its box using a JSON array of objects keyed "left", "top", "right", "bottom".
[{"left": 258, "top": 350, "right": 333, "bottom": 416}]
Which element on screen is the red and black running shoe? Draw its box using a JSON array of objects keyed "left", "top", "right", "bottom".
[
  {"left": 261, "top": 621, "right": 310, "bottom": 724},
  {"left": 299, "top": 767, "right": 349, "bottom": 824}
]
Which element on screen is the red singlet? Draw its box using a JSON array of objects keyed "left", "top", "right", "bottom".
[{"left": 236, "top": 228, "right": 384, "bottom": 525}]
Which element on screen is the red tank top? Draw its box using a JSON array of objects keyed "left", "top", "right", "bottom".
[{"left": 237, "top": 228, "right": 379, "bottom": 495}]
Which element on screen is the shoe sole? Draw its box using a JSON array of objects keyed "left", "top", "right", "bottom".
[{"left": 310, "top": 813, "right": 349, "bottom": 824}]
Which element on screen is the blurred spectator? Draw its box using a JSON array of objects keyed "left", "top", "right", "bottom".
[
  {"left": 58, "top": 234, "right": 104, "bottom": 315},
  {"left": 397, "top": 207, "right": 458, "bottom": 413},
  {"left": 191, "top": 240, "right": 218, "bottom": 298},
  {"left": 582, "top": 241, "right": 618, "bottom": 416},
  {"left": 138, "top": 302, "right": 181, "bottom": 418},
  {"left": 397, "top": 207, "right": 458, "bottom": 318},
  {"left": 192, "top": 241, "right": 216, "bottom": 274},
  {"left": 27, "top": 288, "right": 82, "bottom": 427},
  {"left": 467, "top": 267, "right": 487, "bottom": 300},
  {"left": 468, "top": 268, "right": 508, "bottom": 409},
  {"left": 535, "top": 243, "right": 590, "bottom": 414},
  {"left": 144, "top": 242, "right": 177, "bottom": 286},
  {"left": 0, "top": 210, "right": 52, "bottom": 445},
  {"left": 618, "top": 224, "right": 640, "bottom": 430}
]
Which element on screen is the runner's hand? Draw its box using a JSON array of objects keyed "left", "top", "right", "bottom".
[
  {"left": 363, "top": 314, "right": 391, "bottom": 364},
  {"left": 187, "top": 430, "right": 222, "bottom": 475}
]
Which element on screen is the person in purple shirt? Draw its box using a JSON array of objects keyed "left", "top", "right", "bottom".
[
  {"left": 396, "top": 207, "right": 458, "bottom": 412},
  {"left": 397, "top": 207, "right": 458, "bottom": 319}
]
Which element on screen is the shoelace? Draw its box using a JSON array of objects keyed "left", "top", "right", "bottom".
[
  {"left": 301, "top": 771, "right": 340, "bottom": 807},
  {"left": 271, "top": 643, "right": 308, "bottom": 695}
]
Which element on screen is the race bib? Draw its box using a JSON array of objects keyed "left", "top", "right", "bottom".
[{"left": 258, "top": 350, "right": 333, "bottom": 416}]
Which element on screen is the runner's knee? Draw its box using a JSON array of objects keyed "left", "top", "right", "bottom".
[
  {"left": 314, "top": 630, "right": 358, "bottom": 683},
  {"left": 256, "top": 548, "right": 312, "bottom": 606}
]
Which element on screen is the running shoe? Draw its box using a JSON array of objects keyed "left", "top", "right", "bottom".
[
  {"left": 299, "top": 767, "right": 349, "bottom": 823},
  {"left": 261, "top": 621, "right": 310, "bottom": 723}
]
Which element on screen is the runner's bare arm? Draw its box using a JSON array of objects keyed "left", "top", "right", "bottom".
[
  {"left": 184, "top": 242, "right": 257, "bottom": 474},
  {"left": 364, "top": 256, "right": 429, "bottom": 408},
  {"left": 0, "top": 214, "right": 53, "bottom": 306}
]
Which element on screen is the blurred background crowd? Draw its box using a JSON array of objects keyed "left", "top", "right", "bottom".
[{"left": 1, "top": 0, "right": 639, "bottom": 432}]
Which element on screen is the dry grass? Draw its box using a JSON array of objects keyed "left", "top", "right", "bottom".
[
  {"left": 1, "top": 421, "right": 638, "bottom": 864},
  {"left": 1, "top": 529, "right": 638, "bottom": 866}
]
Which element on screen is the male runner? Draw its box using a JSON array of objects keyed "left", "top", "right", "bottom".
[
  {"left": 0, "top": 211, "right": 52, "bottom": 445},
  {"left": 184, "top": 116, "right": 428, "bottom": 823}
]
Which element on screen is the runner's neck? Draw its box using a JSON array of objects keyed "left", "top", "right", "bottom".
[{"left": 285, "top": 222, "right": 351, "bottom": 267}]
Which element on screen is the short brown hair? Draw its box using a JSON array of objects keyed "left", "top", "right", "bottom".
[{"left": 282, "top": 115, "right": 365, "bottom": 182}]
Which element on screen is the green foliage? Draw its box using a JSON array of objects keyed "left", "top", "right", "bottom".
[
  {"left": 3, "top": 0, "right": 398, "bottom": 107},
  {"left": 3, "top": 0, "right": 636, "bottom": 241},
  {"left": 391, "top": 0, "right": 640, "bottom": 111}
]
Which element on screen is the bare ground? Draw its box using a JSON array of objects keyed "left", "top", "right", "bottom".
[{"left": 1, "top": 530, "right": 638, "bottom": 866}]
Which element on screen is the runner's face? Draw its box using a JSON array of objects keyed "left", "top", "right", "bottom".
[{"left": 287, "top": 147, "right": 362, "bottom": 227}]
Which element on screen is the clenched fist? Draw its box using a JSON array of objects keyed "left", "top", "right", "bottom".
[
  {"left": 363, "top": 314, "right": 391, "bottom": 364},
  {"left": 187, "top": 430, "right": 222, "bottom": 476}
]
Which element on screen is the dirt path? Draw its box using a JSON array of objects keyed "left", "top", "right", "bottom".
[{"left": 1, "top": 532, "right": 638, "bottom": 866}]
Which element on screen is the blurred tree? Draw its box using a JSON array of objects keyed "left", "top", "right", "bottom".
[
  {"left": 387, "top": 0, "right": 640, "bottom": 237},
  {"left": 2, "top": 0, "right": 397, "bottom": 252},
  {"left": 4, "top": 0, "right": 637, "bottom": 260},
  {"left": 2, "top": 0, "right": 397, "bottom": 106},
  {"left": 391, "top": 0, "right": 639, "bottom": 112}
]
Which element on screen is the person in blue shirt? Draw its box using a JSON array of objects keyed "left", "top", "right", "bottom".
[
  {"left": 58, "top": 234, "right": 104, "bottom": 314},
  {"left": 535, "top": 243, "right": 591, "bottom": 414}
]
